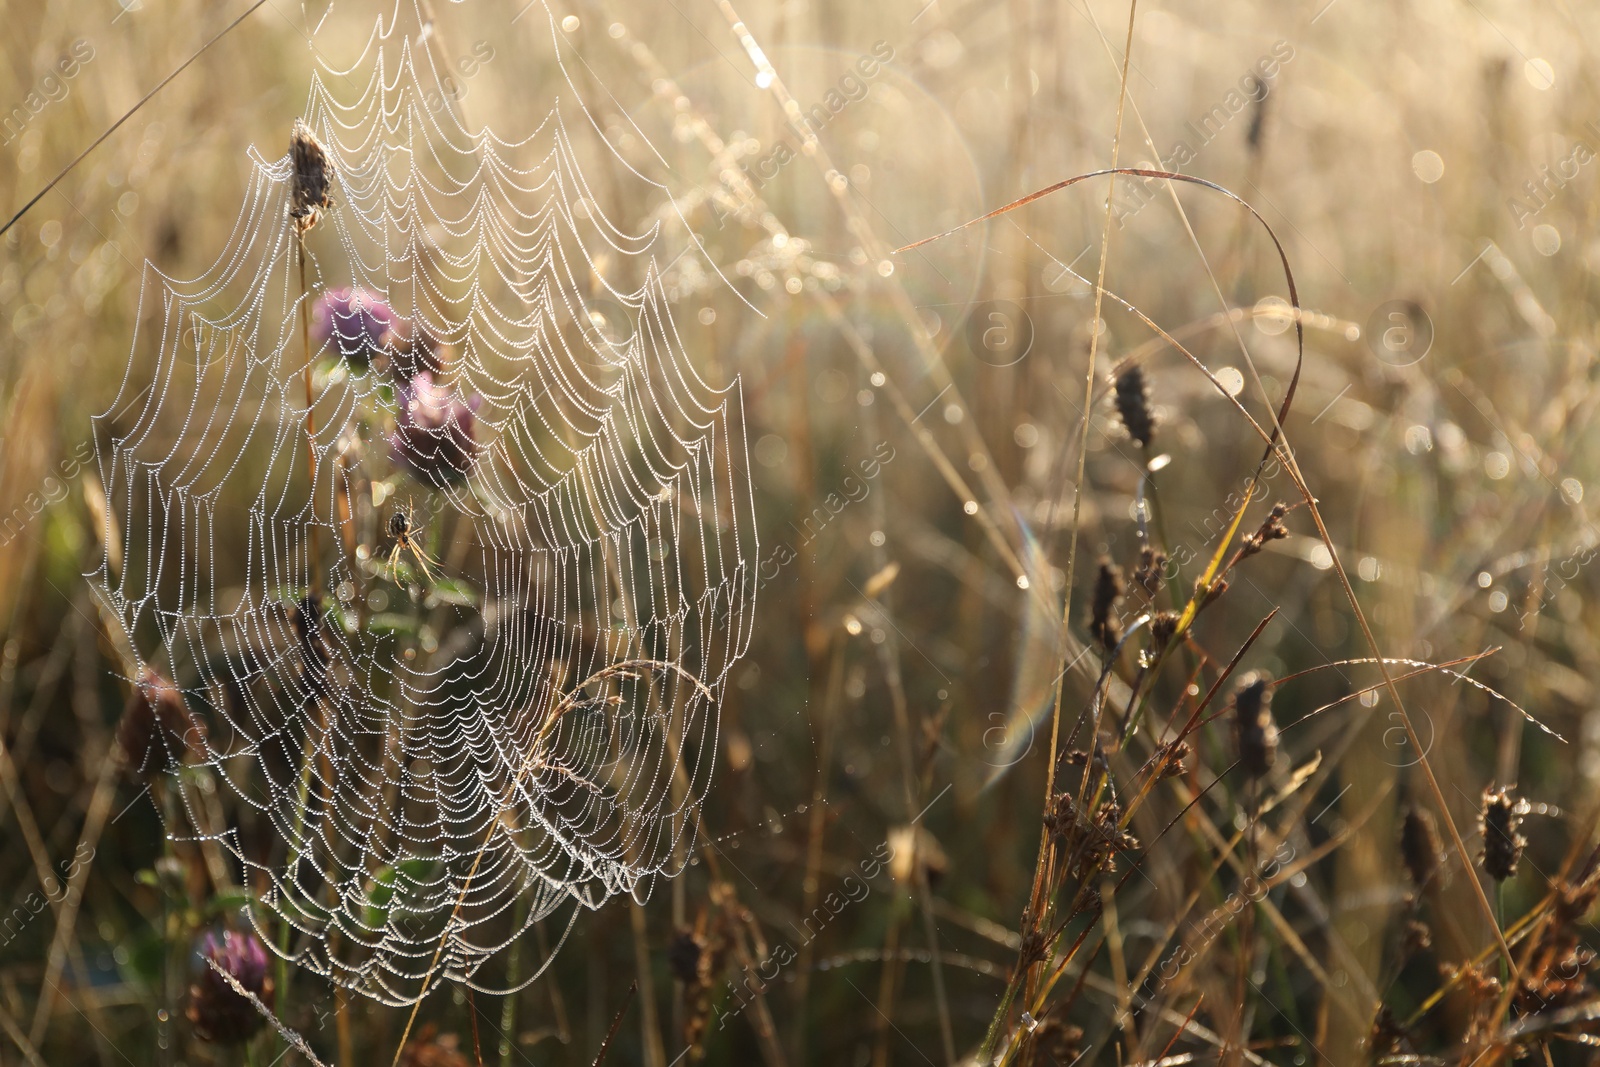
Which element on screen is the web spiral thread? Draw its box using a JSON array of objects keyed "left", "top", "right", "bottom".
[{"left": 91, "top": 1, "right": 757, "bottom": 1004}]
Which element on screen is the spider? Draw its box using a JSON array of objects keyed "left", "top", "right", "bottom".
[{"left": 386, "top": 499, "right": 440, "bottom": 583}]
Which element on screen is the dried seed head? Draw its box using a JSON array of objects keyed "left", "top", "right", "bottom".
[
  {"left": 1194, "top": 575, "right": 1229, "bottom": 612},
  {"left": 1516, "top": 876, "right": 1599, "bottom": 1016},
  {"left": 1403, "top": 918, "right": 1433, "bottom": 955},
  {"left": 1017, "top": 923, "right": 1050, "bottom": 967},
  {"left": 1554, "top": 875, "right": 1600, "bottom": 928},
  {"left": 1133, "top": 545, "right": 1166, "bottom": 600},
  {"left": 118, "top": 668, "right": 206, "bottom": 780},
  {"left": 1233, "top": 672, "right": 1277, "bottom": 780},
  {"left": 1148, "top": 610, "right": 1179, "bottom": 656},
  {"left": 1089, "top": 559, "right": 1125, "bottom": 651},
  {"left": 1240, "top": 502, "right": 1291, "bottom": 560},
  {"left": 667, "top": 928, "right": 709, "bottom": 986},
  {"left": 288, "top": 119, "right": 334, "bottom": 233},
  {"left": 186, "top": 929, "right": 274, "bottom": 1045},
  {"left": 1400, "top": 807, "right": 1444, "bottom": 890},
  {"left": 1479, "top": 786, "right": 1528, "bottom": 881},
  {"left": 1113, "top": 364, "right": 1155, "bottom": 448},
  {"left": 1367, "top": 1006, "right": 1409, "bottom": 1057},
  {"left": 1154, "top": 739, "right": 1190, "bottom": 779},
  {"left": 1246, "top": 93, "right": 1269, "bottom": 151},
  {"left": 1041, "top": 791, "right": 1078, "bottom": 845}
]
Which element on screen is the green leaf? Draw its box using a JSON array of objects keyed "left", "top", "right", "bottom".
[
  {"left": 362, "top": 857, "right": 437, "bottom": 929},
  {"left": 425, "top": 576, "right": 479, "bottom": 608},
  {"left": 367, "top": 612, "right": 420, "bottom": 635}
]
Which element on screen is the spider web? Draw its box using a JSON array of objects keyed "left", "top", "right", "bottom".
[{"left": 91, "top": 0, "right": 758, "bottom": 1004}]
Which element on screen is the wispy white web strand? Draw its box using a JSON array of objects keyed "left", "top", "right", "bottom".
[{"left": 91, "top": 0, "right": 757, "bottom": 1005}]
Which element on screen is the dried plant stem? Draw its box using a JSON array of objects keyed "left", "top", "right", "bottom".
[
  {"left": 205, "top": 959, "right": 329, "bottom": 1067},
  {"left": 592, "top": 981, "right": 637, "bottom": 1067},
  {"left": 870, "top": 911, "right": 904, "bottom": 1067},
  {"left": 0, "top": 999, "right": 46, "bottom": 1067},
  {"left": 0, "top": 737, "right": 114, "bottom": 1066},
  {"left": 864, "top": 534, "right": 956, "bottom": 1060},
  {"left": 336, "top": 982, "right": 353, "bottom": 1066},
  {"left": 698, "top": 851, "right": 790, "bottom": 1067},
  {"left": 1053, "top": 0, "right": 1138, "bottom": 842},
  {"left": 792, "top": 634, "right": 844, "bottom": 1058},
  {"left": 299, "top": 242, "right": 321, "bottom": 598},
  {"left": 630, "top": 901, "right": 668, "bottom": 1067},
  {"left": 25, "top": 735, "right": 120, "bottom": 1046},
  {"left": 498, "top": 895, "right": 529, "bottom": 1067},
  {"left": 996, "top": 1, "right": 1141, "bottom": 1056}
]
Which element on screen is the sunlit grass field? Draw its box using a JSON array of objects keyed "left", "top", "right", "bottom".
[{"left": 3, "top": 1, "right": 1600, "bottom": 1064}]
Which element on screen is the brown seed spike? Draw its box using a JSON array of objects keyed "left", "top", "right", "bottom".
[
  {"left": 666, "top": 928, "right": 708, "bottom": 986},
  {"left": 1240, "top": 502, "right": 1291, "bottom": 560},
  {"left": 1479, "top": 785, "right": 1528, "bottom": 881},
  {"left": 1233, "top": 671, "right": 1277, "bottom": 780},
  {"left": 288, "top": 118, "right": 334, "bottom": 233},
  {"left": 1148, "top": 610, "right": 1179, "bottom": 655},
  {"left": 1400, "top": 806, "right": 1444, "bottom": 890},
  {"left": 1155, "top": 739, "right": 1190, "bottom": 779},
  {"left": 1113, "top": 365, "right": 1155, "bottom": 448},
  {"left": 1403, "top": 918, "right": 1433, "bottom": 955},
  {"left": 1089, "top": 559, "right": 1125, "bottom": 651}
]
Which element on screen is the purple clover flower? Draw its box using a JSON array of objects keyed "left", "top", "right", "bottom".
[
  {"left": 311, "top": 287, "right": 402, "bottom": 368},
  {"left": 186, "top": 929, "right": 274, "bottom": 1044},
  {"left": 390, "top": 371, "right": 483, "bottom": 485}
]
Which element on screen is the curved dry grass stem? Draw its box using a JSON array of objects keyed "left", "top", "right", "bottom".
[{"left": 0, "top": 0, "right": 270, "bottom": 240}]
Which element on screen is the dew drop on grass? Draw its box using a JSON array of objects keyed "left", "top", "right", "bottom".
[
  {"left": 1253, "top": 295, "right": 1293, "bottom": 334},
  {"left": 1411, "top": 150, "right": 1444, "bottom": 183},
  {"left": 1533, "top": 224, "right": 1562, "bottom": 256}
]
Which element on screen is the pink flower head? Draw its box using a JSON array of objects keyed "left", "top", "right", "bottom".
[
  {"left": 391, "top": 371, "right": 482, "bottom": 485},
  {"left": 187, "top": 929, "right": 274, "bottom": 1044},
  {"left": 311, "top": 287, "right": 402, "bottom": 368}
]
